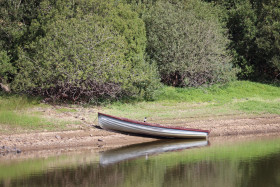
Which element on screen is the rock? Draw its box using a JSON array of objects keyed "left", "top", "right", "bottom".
[
  {"left": 55, "top": 135, "right": 61, "bottom": 139},
  {"left": 0, "top": 146, "right": 21, "bottom": 154},
  {"left": 90, "top": 134, "right": 93, "bottom": 137},
  {"left": 98, "top": 139, "right": 103, "bottom": 142}
]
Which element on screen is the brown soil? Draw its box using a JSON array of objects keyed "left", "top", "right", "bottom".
[{"left": 0, "top": 114, "right": 279, "bottom": 154}]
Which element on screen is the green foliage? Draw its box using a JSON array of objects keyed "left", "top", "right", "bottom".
[
  {"left": 256, "top": 0, "right": 280, "bottom": 76},
  {"left": 226, "top": 0, "right": 257, "bottom": 79},
  {"left": 0, "top": 0, "right": 42, "bottom": 62},
  {"left": 0, "top": 50, "right": 15, "bottom": 82},
  {"left": 143, "top": 0, "right": 236, "bottom": 87},
  {"left": 14, "top": 14, "right": 125, "bottom": 100},
  {"left": 13, "top": 1, "right": 160, "bottom": 101},
  {"left": 206, "top": 0, "right": 280, "bottom": 80}
]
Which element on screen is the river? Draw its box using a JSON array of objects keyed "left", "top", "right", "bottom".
[{"left": 0, "top": 135, "right": 280, "bottom": 187}]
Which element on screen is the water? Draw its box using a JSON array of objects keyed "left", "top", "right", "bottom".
[{"left": 0, "top": 136, "right": 280, "bottom": 187}]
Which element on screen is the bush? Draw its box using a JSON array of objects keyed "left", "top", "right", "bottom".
[
  {"left": 0, "top": 50, "right": 15, "bottom": 83},
  {"left": 144, "top": 0, "right": 236, "bottom": 87},
  {"left": 206, "top": 0, "right": 280, "bottom": 81},
  {"left": 255, "top": 0, "right": 280, "bottom": 79},
  {"left": 13, "top": 11, "right": 160, "bottom": 101}
]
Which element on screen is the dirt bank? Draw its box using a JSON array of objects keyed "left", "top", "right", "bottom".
[{"left": 0, "top": 114, "right": 280, "bottom": 153}]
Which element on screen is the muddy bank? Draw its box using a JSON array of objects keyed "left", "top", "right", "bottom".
[{"left": 0, "top": 115, "right": 279, "bottom": 154}]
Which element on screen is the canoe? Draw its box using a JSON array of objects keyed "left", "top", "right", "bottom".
[
  {"left": 100, "top": 139, "right": 209, "bottom": 165},
  {"left": 98, "top": 113, "right": 210, "bottom": 139}
]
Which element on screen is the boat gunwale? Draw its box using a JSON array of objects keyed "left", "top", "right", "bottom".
[{"left": 98, "top": 113, "right": 210, "bottom": 134}]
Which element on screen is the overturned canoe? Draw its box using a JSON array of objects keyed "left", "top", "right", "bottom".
[{"left": 98, "top": 113, "right": 209, "bottom": 139}]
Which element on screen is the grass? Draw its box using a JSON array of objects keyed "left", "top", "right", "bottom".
[
  {"left": 0, "top": 94, "right": 41, "bottom": 111},
  {"left": 104, "top": 81, "right": 280, "bottom": 121},
  {"left": 56, "top": 108, "right": 77, "bottom": 113},
  {"left": 0, "top": 94, "right": 69, "bottom": 132},
  {"left": 155, "top": 81, "right": 279, "bottom": 102},
  {"left": 0, "top": 81, "right": 279, "bottom": 132}
]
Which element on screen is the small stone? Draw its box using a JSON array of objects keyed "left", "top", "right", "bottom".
[
  {"left": 98, "top": 139, "right": 103, "bottom": 142},
  {"left": 90, "top": 134, "right": 93, "bottom": 137},
  {"left": 81, "top": 118, "right": 85, "bottom": 120},
  {"left": 16, "top": 149, "right": 21, "bottom": 154},
  {"left": 55, "top": 135, "right": 61, "bottom": 139}
]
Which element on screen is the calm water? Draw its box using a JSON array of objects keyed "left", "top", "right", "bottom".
[{"left": 0, "top": 136, "right": 280, "bottom": 187}]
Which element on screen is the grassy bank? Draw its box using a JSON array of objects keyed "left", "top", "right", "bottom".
[
  {"left": 0, "top": 81, "right": 279, "bottom": 132},
  {"left": 0, "top": 95, "right": 76, "bottom": 133},
  {"left": 104, "top": 81, "right": 280, "bottom": 121}
]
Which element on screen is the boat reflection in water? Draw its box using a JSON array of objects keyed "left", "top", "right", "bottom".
[{"left": 100, "top": 139, "right": 209, "bottom": 165}]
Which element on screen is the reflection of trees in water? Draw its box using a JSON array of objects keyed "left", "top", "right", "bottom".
[
  {"left": 162, "top": 153, "right": 280, "bottom": 187},
  {"left": 162, "top": 161, "right": 242, "bottom": 187},
  {"left": 8, "top": 164, "right": 124, "bottom": 187},
  {"left": 241, "top": 153, "right": 280, "bottom": 187},
  {"left": 6, "top": 152, "right": 280, "bottom": 187}
]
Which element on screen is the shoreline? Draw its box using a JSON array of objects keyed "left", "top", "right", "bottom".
[{"left": 0, "top": 114, "right": 279, "bottom": 154}]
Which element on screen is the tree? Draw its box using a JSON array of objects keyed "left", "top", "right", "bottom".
[
  {"left": 256, "top": 0, "right": 280, "bottom": 79},
  {"left": 13, "top": 1, "right": 160, "bottom": 101},
  {"left": 144, "top": 0, "right": 236, "bottom": 87}
]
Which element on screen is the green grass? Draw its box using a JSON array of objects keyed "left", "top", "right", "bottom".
[
  {"left": 56, "top": 108, "right": 77, "bottom": 113},
  {"left": 155, "top": 81, "right": 279, "bottom": 103},
  {"left": 0, "top": 94, "right": 66, "bottom": 132},
  {"left": 0, "top": 110, "right": 65, "bottom": 131},
  {"left": 0, "top": 94, "right": 41, "bottom": 111},
  {"left": 234, "top": 100, "right": 280, "bottom": 114},
  {"left": 0, "top": 81, "right": 279, "bottom": 131},
  {"left": 104, "top": 81, "right": 280, "bottom": 120}
]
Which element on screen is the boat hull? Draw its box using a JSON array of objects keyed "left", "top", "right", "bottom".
[{"left": 98, "top": 113, "right": 209, "bottom": 139}]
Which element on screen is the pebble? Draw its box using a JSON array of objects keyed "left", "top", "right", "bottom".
[
  {"left": 55, "top": 135, "right": 61, "bottom": 139},
  {"left": 0, "top": 145, "right": 21, "bottom": 154},
  {"left": 98, "top": 139, "right": 103, "bottom": 142}
]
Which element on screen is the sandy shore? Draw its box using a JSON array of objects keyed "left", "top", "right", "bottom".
[{"left": 0, "top": 114, "right": 280, "bottom": 154}]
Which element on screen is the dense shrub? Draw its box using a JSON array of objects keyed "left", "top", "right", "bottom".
[
  {"left": 144, "top": 0, "right": 236, "bottom": 87},
  {"left": 255, "top": 0, "right": 280, "bottom": 79},
  {"left": 0, "top": 0, "right": 43, "bottom": 61},
  {"left": 205, "top": 0, "right": 280, "bottom": 80},
  {"left": 13, "top": 1, "right": 160, "bottom": 102},
  {"left": 0, "top": 50, "right": 15, "bottom": 83}
]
